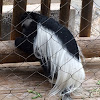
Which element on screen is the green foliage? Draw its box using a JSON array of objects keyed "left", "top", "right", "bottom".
[
  {"left": 97, "top": 80, "right": 100, "bottom": 85},
  {"left": 27, "top": 89, "right": 42, "bottom": 99}
]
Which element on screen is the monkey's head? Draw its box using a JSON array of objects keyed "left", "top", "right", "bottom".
[{"left": 21, "top": 12, "right": 38, "bottom": 38}]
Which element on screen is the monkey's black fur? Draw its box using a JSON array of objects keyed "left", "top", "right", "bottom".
[
  {"left": 15, "top": 12, "right": 84, "bottom": 100},
  {"left": 15, "top": 12, "right": 79, "bottom": 59}
]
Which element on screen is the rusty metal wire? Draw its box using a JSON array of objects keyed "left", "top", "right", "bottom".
[{"left": 0, "top": 0, "right": 100, "bottom": 100}]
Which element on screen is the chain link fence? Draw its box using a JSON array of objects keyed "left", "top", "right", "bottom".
[{"left": 0, "top": 0, "right": 100, "bottom": 100}]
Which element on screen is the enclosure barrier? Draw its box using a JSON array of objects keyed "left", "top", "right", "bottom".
[
  {"left": 0, "top": 0, "right": 3, "bottom": 39},
  {"left": 0, "top": 0, "right": 94, "bottom": 40},
  {"left": 0, "top": 0, "right": 100, "bottom": 63},
  {"left": 11, "top": 0, "right": 27, "bottom": 40},
  {"left": 0, "top": 0, "right": 100, "bottom": 100},
  {"left": 9, "top": 0, "right": 93, "bottom": 40},
  {"left": 8, "top": 0, "right": 95, "bottom": 63},
  {"left": 80, "top": 0, "right": 93, "bottom": 37},
  {"left": 41, "top": 0, "right": 51, "bottom": 17},
  {"left": 0, "top": 37, "right": 100, "bottom": 64},
  {"left": 59, "top": 0, "right": 71, "bottom": 27}
]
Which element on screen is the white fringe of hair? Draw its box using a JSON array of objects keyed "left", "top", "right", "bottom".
[{"left": 33, "top": 23, "right": 85, "bottom": 97}]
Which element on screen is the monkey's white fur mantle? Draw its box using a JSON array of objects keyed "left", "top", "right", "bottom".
[{"left": 33, "top": 23, "right": 85, "bottom": 97}]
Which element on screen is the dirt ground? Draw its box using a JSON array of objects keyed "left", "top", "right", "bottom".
[{"left": 0, "top": 62, "right": 100, "bottom": 100}]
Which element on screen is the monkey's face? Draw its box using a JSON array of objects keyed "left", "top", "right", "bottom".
[{"left": 21, "top": 18, "right": 37, "bottom": 38}]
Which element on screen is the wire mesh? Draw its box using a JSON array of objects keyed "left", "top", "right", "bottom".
[{"left": 0, "top": 0, "right": 100, "bottom": 100}]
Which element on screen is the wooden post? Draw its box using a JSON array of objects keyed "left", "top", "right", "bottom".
[
  {"left": 11, "top": 0, "right": 27, "bottom": 40},
  {"left": 0, "top": 38, "right": 100, "bottom": 63},
  {"left": 79, "top": 0, "right": 93, "bottom": 37},
  {"left": 41, "top": 0, "right": 51, "bottom": 17},
  {"left": 0, "top": 0, "right": 3, "bottom": 40},
  {"left": 59, "top": 0, "right": 71, "bottom": 27},
  {"left": 0, "top": 41, "right": 38, "bottom": 64}
]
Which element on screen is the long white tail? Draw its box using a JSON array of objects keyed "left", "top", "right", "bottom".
[{"left": 49, "top": 55, "right": 85, "bottom": 97}]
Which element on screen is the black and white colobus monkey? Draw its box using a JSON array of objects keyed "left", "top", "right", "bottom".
[{"left": 15, "top": 12, "right": 85, "bottom": 100}]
